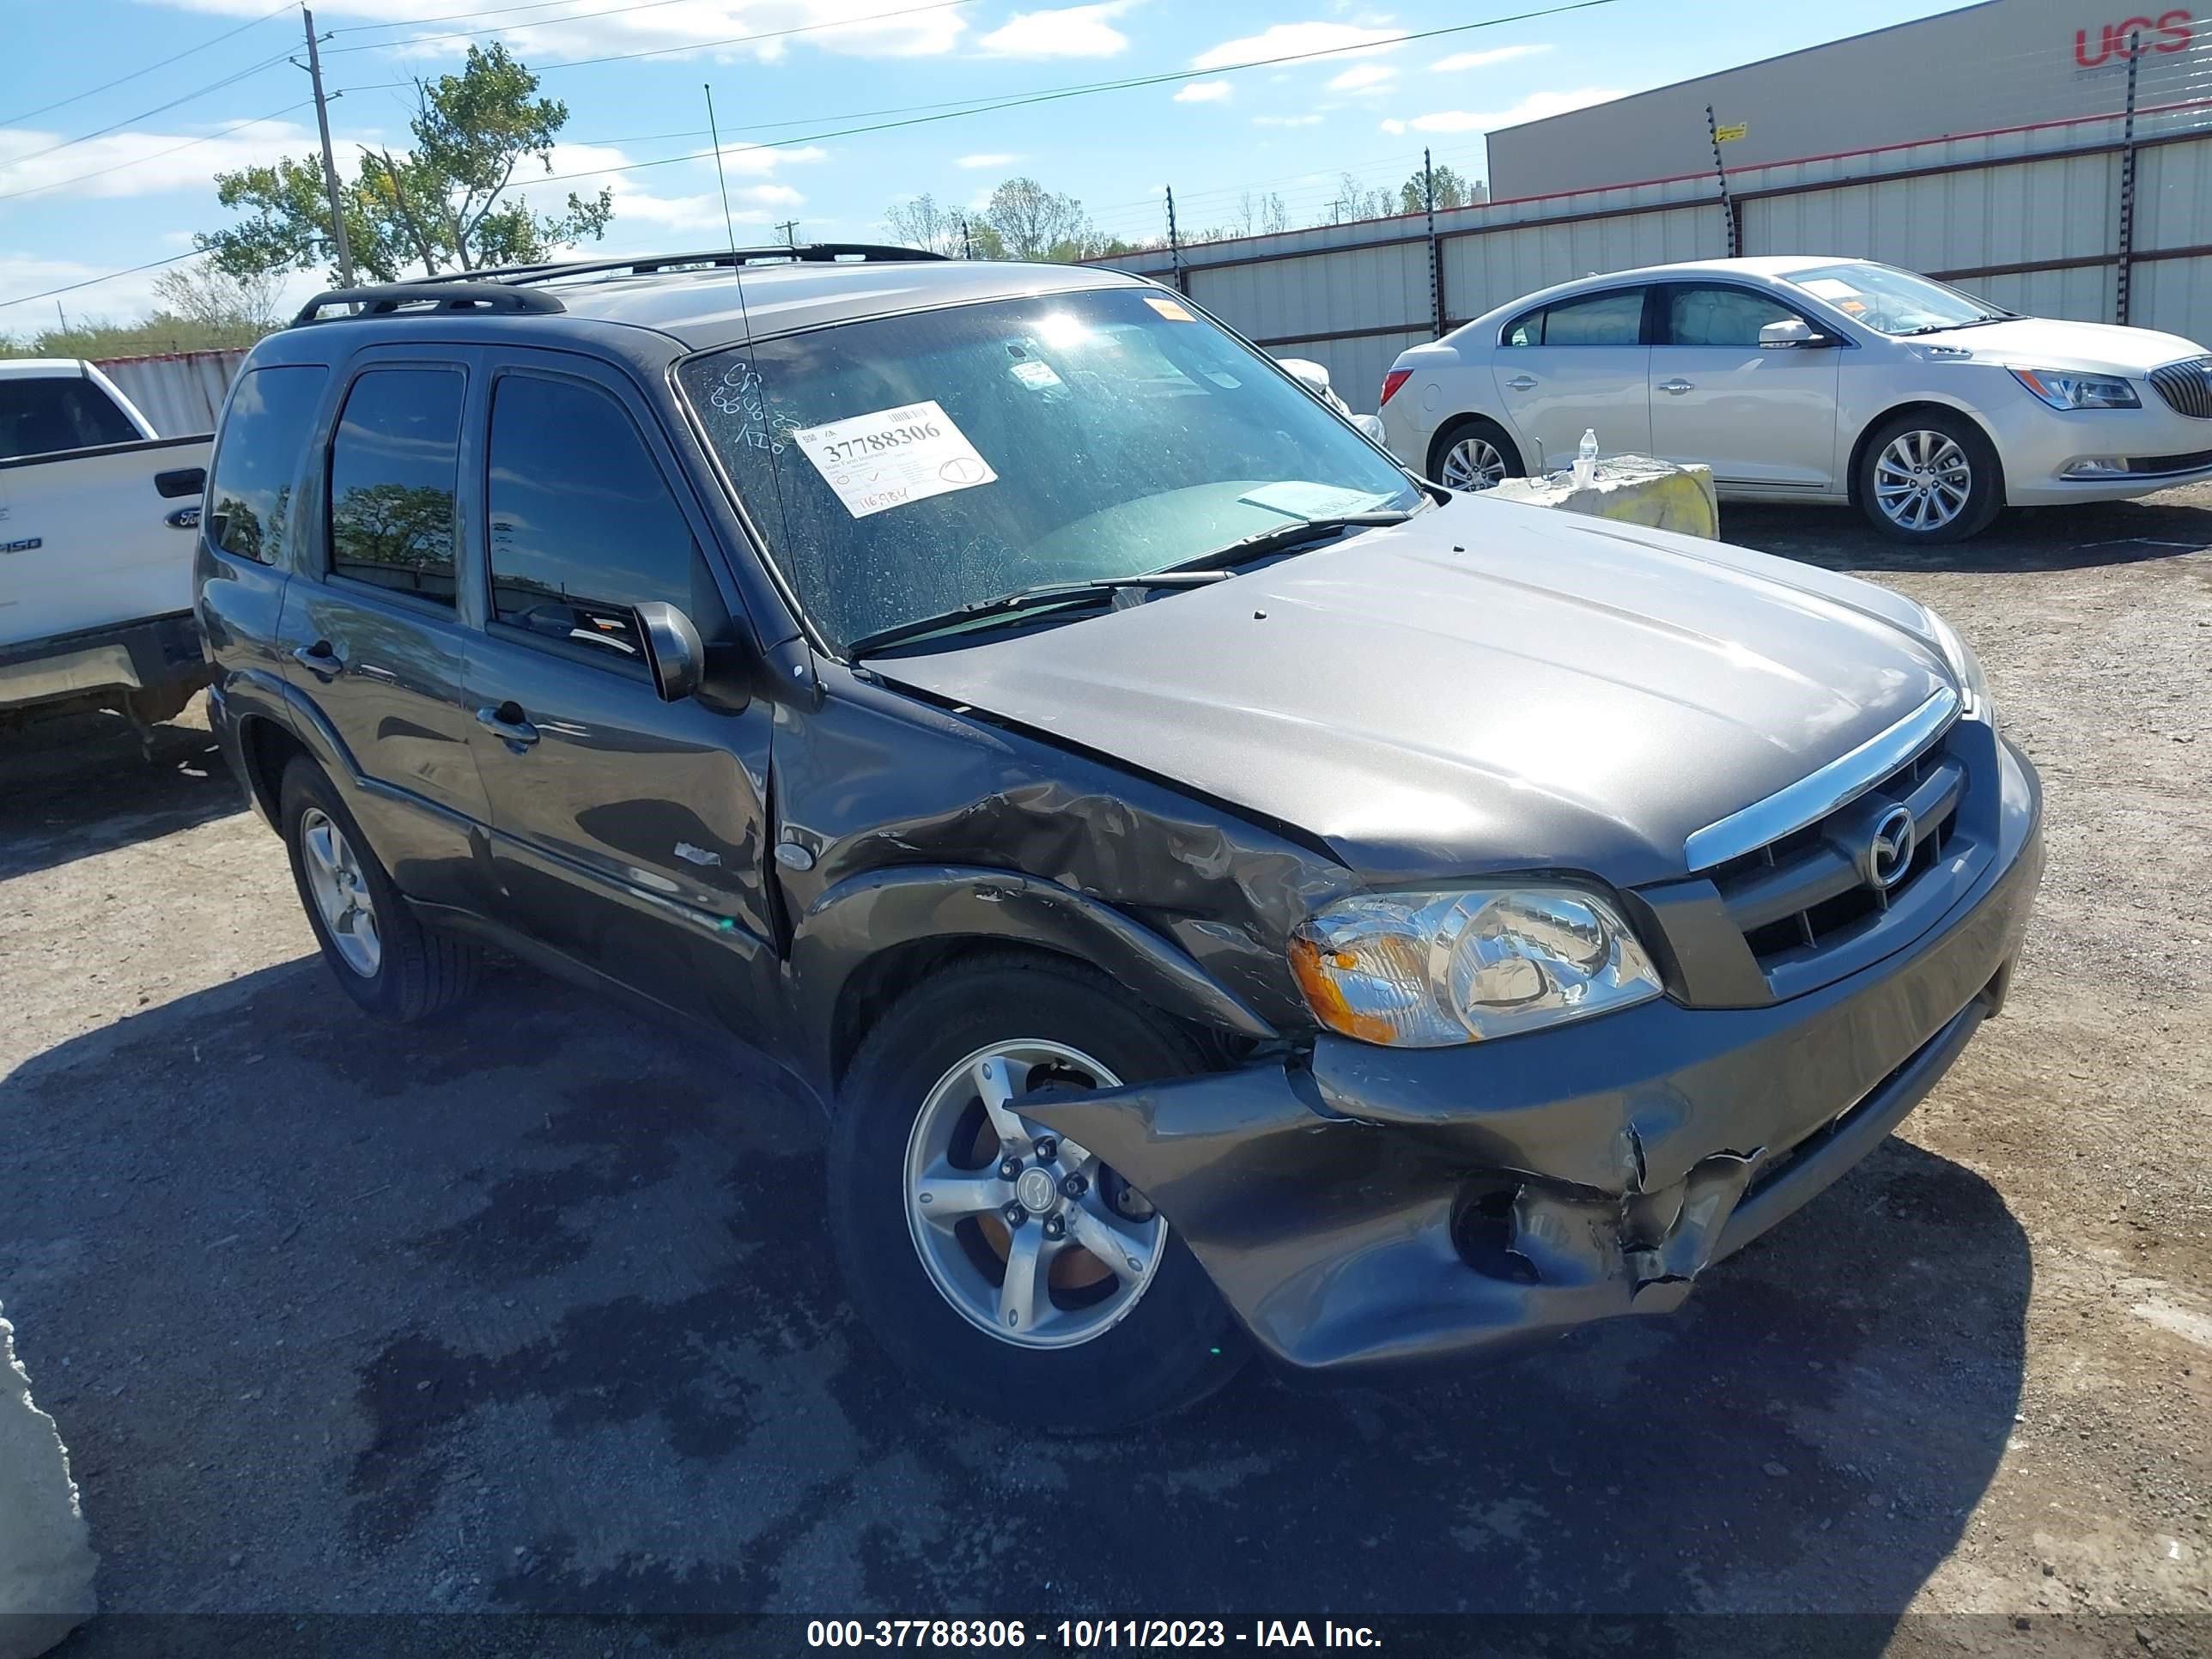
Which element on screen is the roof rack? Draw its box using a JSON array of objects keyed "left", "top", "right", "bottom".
[
  {"left": 291, "top": 283, "right": 565, "bottom": 327},
  {"left": 400, "top": 244, "right": 949, "bottom": 289}
]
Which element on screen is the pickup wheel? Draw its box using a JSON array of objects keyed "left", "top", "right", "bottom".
[
  {"left": 830, "top": 954, "right": 1250, "bottom": 1430},
  {"left": 278, "top": 758, "right": 481, "bottom": 1022},
  {"left": 1431, "top": 416, "right": 1523, "bottom": 491},
  {"left": 1856, "top": 410, "right": 2003, "bottom": 543}
]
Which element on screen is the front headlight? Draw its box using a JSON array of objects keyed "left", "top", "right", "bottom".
[
  {"left": 1289, "top": 886, "right": 1662, "bottom": 1047},
  {"left": 2009, "top": 367, "right": 2139, "bottom": 410},
  {"left": 1923, "top": 605, "right": 1994, "bottom": 723}
]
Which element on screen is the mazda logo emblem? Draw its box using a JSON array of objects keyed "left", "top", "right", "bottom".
[{"left": 1866, "top": 805, "right": 1917, "bottom": 890}]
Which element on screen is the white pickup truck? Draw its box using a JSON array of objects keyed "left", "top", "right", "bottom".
[{"left": 1, "top": 358, "right": 213, "bottom": 744}]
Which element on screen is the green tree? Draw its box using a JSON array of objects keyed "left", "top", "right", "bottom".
[
  {"left": 198, "top": 44, "right": 612, "bottom": 283},
  {"left": 1399, "top": 163, "right": 1483, "bottom": 213},
  {"left": 883, "top": 191, "right": 1004, "bottom": 259},
  {"left": 984, "top": 177, "right": 1097, "bottom": 262}
]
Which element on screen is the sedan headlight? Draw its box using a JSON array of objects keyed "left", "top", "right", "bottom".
[
  {"left": 1923, "top": 605, "right": 1994, "bottom": 723},
  {"left": 1289, "top": 886, "right": 1662, "bottom": 1047},
  {"left": 2009, "top": 367, "right": 2139, "bottom": 410}
]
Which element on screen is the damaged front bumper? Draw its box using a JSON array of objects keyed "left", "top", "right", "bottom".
[{"left": 1031, "top": 742, "right": 2043, "bottom": 1376}]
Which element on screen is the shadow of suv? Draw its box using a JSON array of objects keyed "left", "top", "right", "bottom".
[{"left": 196, "top": 245, "right": 2042, "bottom": 1429}]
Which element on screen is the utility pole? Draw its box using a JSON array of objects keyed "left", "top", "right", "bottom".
[
  {"left": 775, "top": 218, "right": 800, "bottom": 248},
  {"left": 1164, "top": 185, "right": 1182, "bottom": 292},
  {"left": 1704, "top": 104, "right": 1737, "bottom": 259},
  {"left": 1425, "top": 146, "right": 1444, "bottom": 337},
  {"left": 2118, "top": 28, "right": 2142, "bottom": 325},
  {"left": 301, "top": 8, "right": 356, "bottom": 289}
]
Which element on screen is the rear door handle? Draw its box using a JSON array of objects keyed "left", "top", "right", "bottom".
[
  {"left": 1659, "top": 379, "right": 1695, "bottom": 394},
  {"left": 292, "top": 641, "right": 343, "bottom": 680},
  {"left": 1505, "top": 375, "right": 1538, "bottom": 391},
  {"left": 475, "top": 702, "right": 540, "bottom": 750}
]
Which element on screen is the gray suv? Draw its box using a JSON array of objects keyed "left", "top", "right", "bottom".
[{"left": 196, "top": 246, "right": 2044, "bottom": 1429}]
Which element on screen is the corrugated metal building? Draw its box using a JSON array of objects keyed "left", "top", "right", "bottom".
[
  {"left": 92, "top": 349, "right": 246, "bottom": 436},
  {"left": 1488, "top": 0, "right": 2198, "bottom": 199}
]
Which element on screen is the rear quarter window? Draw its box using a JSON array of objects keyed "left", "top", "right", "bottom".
[{"left": 206, "top": 365, "right": 330, "bottom": 564}]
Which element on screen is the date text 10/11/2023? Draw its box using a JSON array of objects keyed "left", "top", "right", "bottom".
[{"left": 805, "top": 1620, "right": 1383, "bottom": 1649}]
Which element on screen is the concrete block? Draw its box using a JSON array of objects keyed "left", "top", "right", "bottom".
[
  {"left": 1488, "top": 453, "right": 1720, "bottom": 540},
  {"left": 0, "top": 1305, "right": 96, "bottom": 1659}
]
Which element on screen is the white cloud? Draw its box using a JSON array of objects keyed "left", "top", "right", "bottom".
[
  {"left": 978, "top": 1, "right": 1134, "bottom": 58},
  {"left": 1192, "top": 21, "right": 1401, "bottom": 71},
  {"left": 1382, "top": 87, "right": 1622, "bottom": 136},
  {"left": 957, "top": 152, "right": 1018, "bottom": 168},
  {"left": 1431, "top": 44, "right": 1551, "bottom": 73},
  {"left": 1175, "top": 81, "right": 1235, "bottom": 104},
  {"left": 0, "top": 118, "right": 323, "bottom": 202},
  {"left": 1327, "top": 64, "right": 1395, "bottom": 93},
  {"left": 1252, "top": 114, "right": 1322, "bottom": 128},
  {"left": 149, "top": 0, "right": 972, "bottom": 66}
]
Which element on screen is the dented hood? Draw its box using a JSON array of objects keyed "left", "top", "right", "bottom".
[{"left": 873, "top": 496, "right": 1953, "bottom": 887}]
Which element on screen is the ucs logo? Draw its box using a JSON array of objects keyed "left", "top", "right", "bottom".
[{"left": 2075, "top": 9, "right": 2194, "bottom": 66}]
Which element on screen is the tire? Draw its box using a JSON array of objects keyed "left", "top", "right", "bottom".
[
  {"left": 1431, "top": 416, "right": 1524, "bottom": 492},
  {"left": 278, "top": 757, "right": 481, "bottom": 1022},
  {"left": 1856, "top": 409, "right": 2003, "bottom": 544},
  {"left": 830, "top": 952, "right": 1251, "bottom": 1430}
]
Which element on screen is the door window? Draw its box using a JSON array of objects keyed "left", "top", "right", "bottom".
[
  {"left": 0, "top": 374, "right": 140, "bottom": 460},
  {"left": 206, "top": 365, "right": 328, "bottom": 564},
  {"left": 1512, "top": 289, "right": 1646, "bottom": 347},
  {"left": 485, "top": 373, "right": 704, "bottom": 663},
  {"left": 327, "top": 368, "right": 465, "bottom": 605},
  {"left": 1665, "top": 286, "right": 1801, "bottom": 348}
]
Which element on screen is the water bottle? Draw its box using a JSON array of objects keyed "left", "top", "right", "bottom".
[{"left": 1575, "top": 428, "right": 1599, "bottom": 487}]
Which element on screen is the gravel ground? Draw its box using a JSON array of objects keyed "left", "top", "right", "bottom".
[{"left": 2, "top": 491, "right": 2209, "bottom": 1647}]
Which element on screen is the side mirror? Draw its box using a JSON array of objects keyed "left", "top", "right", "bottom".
[
  {"left": 1759, "top": 318, "right": 1824, "bottom": 349},
  {"left": 632, "top": 601, "right": 704, "bottom": 703}
]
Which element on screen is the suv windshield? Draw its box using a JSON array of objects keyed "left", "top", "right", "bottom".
[
  {"left": 677, "top": 286, "right": 1420, "bottom": 653},
  {"left": 1781, "top": 262, "right": 2012, "bottom": 335}
]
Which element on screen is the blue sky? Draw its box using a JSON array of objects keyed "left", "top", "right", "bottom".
[{"left": 1, "top": 0, "right": 1964, "bottom": 327}]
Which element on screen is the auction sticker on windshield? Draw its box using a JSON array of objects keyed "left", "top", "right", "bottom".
[{"left": 791, "top": 400, "right": 999, "bottom": 519}]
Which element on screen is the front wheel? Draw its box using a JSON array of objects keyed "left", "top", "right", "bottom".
[
  {"left": 829, "top": 954, "right": 1250, "bottom": 1430},
  {"left": 1431, "top": 416, "right": 1523, "bottom": 492},
  {"left": 1856, "top": 410, "right": 2002, "bottom": 543}
]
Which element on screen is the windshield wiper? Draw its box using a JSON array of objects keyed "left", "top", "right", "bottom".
[
  {"left": 1170, "top": 510, "right": 1414, "bottom": 574},
  {"left": 1901, "top": 313, "right": 2014, "bottom": 335},
  {"left": 848, "top": 569, "right": 1229, "bottom": 657}
]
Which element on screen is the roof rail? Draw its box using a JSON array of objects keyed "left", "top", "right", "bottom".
[
  {"left": 291, "top": 283, "right": 566, "bottom": 326},
  {"left": 396, "top": 244, "right": 949, "bottom": 289}
]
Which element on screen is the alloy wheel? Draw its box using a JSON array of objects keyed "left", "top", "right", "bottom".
[
  {"left": 1874, "top": 429, "right": 1972, "bottom": 533},
  {"left": 299, "top": 807, "right": 381, "bottom": 977},
  {"left": 903, "top": 1040, "right": 1166, "bottom": 1350},
  {"left": 1441, "top": 434, "right": 1509, "bottom": 490}
]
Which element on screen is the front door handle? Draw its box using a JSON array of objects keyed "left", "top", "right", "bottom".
[
  {"left": 475, "top": 702, "right": 540, "bottom": 750},
  {"left": 1505, "top": 374, "right": 1538, "bottom": 391},
  {"left": 292, "top": 641, "right": 343, "bottom": 680},
  {"left": 1659, "top": 379, "right": 1695, "bottom": 395}
]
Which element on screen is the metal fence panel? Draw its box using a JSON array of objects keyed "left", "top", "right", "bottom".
[
  {"left": 2129, "top": 255, "right": 2212, "bottom": 342},
  {"left": 1441, "top": 204, "right": 1723, "bottom": 329},
  {"left": 1188, "top": 239, "right": 1431, "bottom": 345},
  {"left": 93, "top": 349, "right": 246, "bottom": 436},
  {"left": 1968, "top": 264, "right": 2117, "bottom": 323},
  {"left": 2131, "top": 134, "right": 2212, "bottom": 252}
]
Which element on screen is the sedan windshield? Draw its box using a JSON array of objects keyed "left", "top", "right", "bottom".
[
  {"left": 677, "top": 286, "right": 1421, "bottom": 653},
  {"left": 1781, "top": 262, "right": 2013, "bottom": 336}
]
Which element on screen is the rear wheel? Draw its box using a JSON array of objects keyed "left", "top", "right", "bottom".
[
  {"left": 830, "top": 955, "right": 1249, "bottom": 1430},
  {"left": 1856, "top": 410, "right": 2002, "bottom": 543},
  {"left": 279, "top": 757, "right": 481, "bottom": 1022},
  {"left": 1431, "top": 416, "right": 1523, "bottom": 492}
]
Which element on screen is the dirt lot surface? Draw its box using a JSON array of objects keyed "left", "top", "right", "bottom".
[{"left": 3, "top": 491, "right": 2209, "bottom": 1650}]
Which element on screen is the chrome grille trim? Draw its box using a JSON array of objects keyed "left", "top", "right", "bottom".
[
  {"left": 1684, "top": 686, "right": 1961, "bottom": 873},
  {"left": 2148, "top": 356, "right": 2212, "bottom": 419}
]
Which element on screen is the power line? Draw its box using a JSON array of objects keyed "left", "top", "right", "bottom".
[
  {"left": 453, "top": 0, "right": 1634, "bottom": 194},
  {"left": 0, "top": 0, "right": 297, "bottom": 128},
  {"left": 0, "top": 98, "right": 315, "bottom": 204},
  {"left": 0, "top": 250, "right": 207, "bottom": 313},
  {"left": 3, "top": 48, "right": 298, "bottom": 168}
]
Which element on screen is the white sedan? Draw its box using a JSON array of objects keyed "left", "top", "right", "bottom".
[{"left": 1377, "top": 255, "right": 2212, "bottom": 542}]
